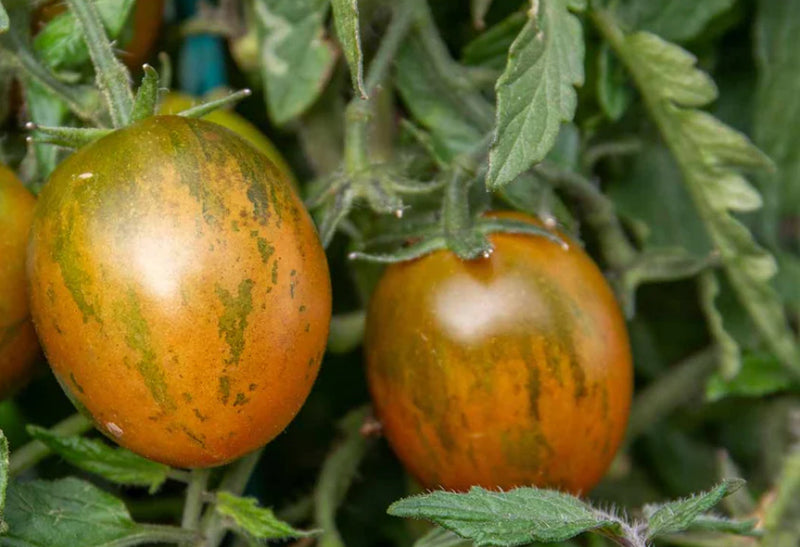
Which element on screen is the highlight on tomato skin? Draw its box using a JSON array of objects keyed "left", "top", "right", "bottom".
[
  {"left": 364, "top": 211, "right": 633, "bottom": 494},
  {"left": 26, "top": 115, "right": 332, "bottom": 468},
  {"left": 0, "top": 164, "right": 41, "bottom": 400}
]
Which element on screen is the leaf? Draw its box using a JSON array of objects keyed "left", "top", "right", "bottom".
[
  {"left": 699, "top": 272, "right": 740, "bottom": 379},
  {"left": 597, "top": 18, "right": 800, "bottom": 377},
  {"left": 0, "top": 430, "right": 8, "bottom": 534},
  {"left": 0, "top": 2, "right": 8, "bottom": 34},
  {"left": 686, "top": 515, "right": 760, "bottom": 535},
  {"left": 615, "top": 0, "right": 736, "bottom": 43},
  {"left": 414, "top": 527, "right": 471, "bottom": 547},
  {"left": 597, "top": 43, "right": 631, "bottom": 120},
  {"left": 754, "top": 0, "right": 800, "bottom": 224},
  {"left": 22, "top": 79, "right": 70, "bottom": 181},
  {"left": 487, "top": 0, "right": 585, "bottom": 189},
  {"left": 762, "top": 451, "right": 800, "bottom": 545},
  {"left": 388, "top": 486, "right": 621, "bottom": 547},
  {"left": 706, "top": 352, "right": 800, "bottom": 401},
  {"left": 644, "top": 479, "right": 744, "bottom": 539},
  {"left": 215, "top": 491, "right": 316, "bottom": 541},
  {"left": 253, "top": 0, "right": 336, "bottom": 126},
  {"left": 0, "top": 477, "right": 196, "bottom": 547},
  {"left": 33, "top": 0, "right": 136, "bottom": 70},
  {"left": 395, "top": 31, "right": 487, "bottom": 161},
  {"left": 27, "top": 425, "right": 170, "bottom": 492},
  {"left": 331, "top": 0, "right": 365, "bottom": 97},
  {"left": 462, "top": 11, "right": 526, "bottom": 70}
]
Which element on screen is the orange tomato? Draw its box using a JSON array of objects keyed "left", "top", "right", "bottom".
[
  {"left": 364, "top": 212, "right": 632, "bottom": 493},
  {"left": 0, "top": 164, "right": 40, "bottom": 399},
  {"left": 28, "top": 116, "right": 331, "bottom": 467}
]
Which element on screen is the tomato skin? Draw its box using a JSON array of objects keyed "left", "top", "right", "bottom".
[
  {"left": 0, "top": 165, "right": 39, "bottom": 399},
  {"left": 28, "top": 116, "right": 331, "bottom": 468},
  {"left": 158, "top": 92, "right": 297, "bottom": 186},
  {"left": 364, "top": 212, "right": 632, "bottom": 493}
]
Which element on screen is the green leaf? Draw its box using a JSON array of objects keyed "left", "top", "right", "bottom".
[
  {"left": 23, "top": 79, "right": 70, "bottom": 180},
  {"left": 754, "top": 0, "right": 800, "bottom": 225},
  {"left": 615, "top": 0, "right": 736, "bottom": 43},
  {"left": 414, "top": 527, "right": 471, "bottom": 547},
  {"left": 644, "top": 479, "right": 745, "bottom": 539},
  {"left": 687, "top": 515, "right": 759, "bottom": 535},
  {"left": 253, "top": 0, "right": 336, "bottom": 125},
  {"left": 486, "top": 0, "right": 585, "bottom": 189},
  {"left": 33, "top": 0, "right": 136, "bottom": 70},
  {"left": 699, "top": 271, "right": 740, "bottom": 379},
  {"left": 215, "top": 491, "right": 316, "bottom": 541},
  {"left": 27, "top": 425, "right": 170, "bottom": 492},
  {"left": 0, "top": 477, "right": 197, "bottom": 546},
  {"left": 0, "top": 430, "right": 8, "bottom": 534},
  {"left": 762, "top": 451, "right": 800, "bottom": 545},
  {"left": 706, "top": 352, "right": 800, "bottom": 401},
  {"left": 331, "top": 0, "right": 365, "bottom": 98},
  {"left": 0, "top": 2, "right": 8, "bottom": 34},
  {"left": 462, "top": 11, "right": 526, "bottom": 70},
  {"left": 395, "top": 31, "right": 486, "bottom": 160},
  {"left": 593, "top": 13, "right": 800, "bottom": 377},
  {"left": 596, "top": 43, "right": 631, "bottom": 120},
  {"left": 388, "top": 487, "right": 621, "bottom": 547}
]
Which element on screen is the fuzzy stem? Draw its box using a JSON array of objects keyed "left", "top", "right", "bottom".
[
  {"left": 67, "top": 0, "right": 133, "bottom": 127},
  {"left": 194, "top": 449, "right": 264, "bottom": 547},
  {"left": 9, "top": 413, "right": 93, "bottom": 476},
  {"left": 181, "top": 469, "right": 211, "bottom": 543},
  {"left": 105, "top": 525, "right": 200, "bottom": 546},
  {"left": 363, "top": 1, "right": 416, "bottom": 95},
  {"left": 625, "top": 347, "right": 718, "bottom": 443}
]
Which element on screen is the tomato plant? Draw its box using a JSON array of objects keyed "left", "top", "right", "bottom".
[
  {"left": 0, "top": 0, "right": 799, "bottom": 546},
  {"left": 365, "top": 212, "right": 632, "bottom": 493},
  {"left": 0, "top": 163, "right": 39, "bottom": 399}
]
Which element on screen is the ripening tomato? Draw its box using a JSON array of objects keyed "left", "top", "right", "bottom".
[
  {"left": 158, "top": 92, "right": 297, "bottom": 186},
  {"left": 364, "top": 212, "right": 633, "bottom": 493},
  {"left": 27, "top": 116, "right": 331, "bottom": 468},
  {"left": 0, "top": 165, "right": 40, "bottom": 399}
]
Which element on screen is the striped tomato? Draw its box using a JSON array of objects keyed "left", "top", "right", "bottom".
[
  {"left": 28, "top": 116, "right": 331, "bottom": 468},
  {"left": 365, "top": 212, "right": 632, "bottom": 493}
]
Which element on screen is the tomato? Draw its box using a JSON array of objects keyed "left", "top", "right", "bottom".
[
  {"left": 35, "top": 0, "right": 164, "bottom": 69},
  {"left": 364, "top": 212, "right": 632, "bottom": 493},
  {"left": 0, "top": 165, "right": 40, "bottom": 399},
  {"left": 158, "top": 92, "right": 297, "bottom": 187},
  {"left": 27, "top": 116, "right": 331, "bottom": 468}
]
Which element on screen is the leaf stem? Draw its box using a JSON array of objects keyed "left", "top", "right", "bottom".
[
  {"left": 9, "top": 413, "right": 92, "bottom": 476},
  {"left": 182, "top": 469, "right": 211, "bottom": 541},
  {"left": 66, "top": 0, "right": 133, "bottom": 127},
  {"left": 314, "top": 407, "right": 373, "bottom": 547},
  {"left": 363, "top": 0, "right": 416, "bottom": 95},
  {"left": 625, "top": 347, "right": 718, "bottom": 444},
  {"left": 195, "top": 449, "right": 264, "bottom": 547},
  {"left": 327, "top": 311, "right": 366, "bottom": 354},
  {"left": 105, "top": 524, "right": 200, "bottom": 546},
  {"left": 535, "top": 162, "right": 637, "bottom": 270}
]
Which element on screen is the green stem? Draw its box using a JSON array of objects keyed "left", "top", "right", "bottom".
[
  {"left": 6, "top": 43, "right": 104, "bottom": 126},
  {"left": 181, "top": 469, "right": 211, "bottom": 542},
  {"left": 344, "top": 100, "right": 371, "bottom": 175},
  {"left": 363, "top": 1, "right": 415, "bottom": 95},
  {"left": 314, "top": 407, "right": 372, "bottom": 547},
  {"left": 66, "top": 0, "right": 133, "bottom": 127},
  {"left": 625, "top": 347, "right": 717, "bottom": 444},
  {"left": 535, "top": 162, "right": 637, "bottom": 270},
  {"left": 105, "top": 524, "right": 200, "bottom": 546},
  {"left": 195, "top": 449, "right": 264, "bottom": 547},
  {"left": 9, "top": 413, "right": 92, "bottom": 476},
  {"left": 762, "top": 450, "right": 800, "bottom": 547}
]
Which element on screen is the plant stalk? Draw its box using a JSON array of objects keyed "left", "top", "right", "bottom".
[{"left": 9, "top": 413, "right": 93, "bottom": 476}]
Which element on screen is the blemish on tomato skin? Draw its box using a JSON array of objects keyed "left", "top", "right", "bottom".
[
  {"left": 69, "top": 372, "right": 85, "bottom": 394},
  {"left": 193, "top": 408, "right": 208, "bottom": 422},
  {"left": 215, "top": 279, "right": 255, "bottom": 365},
  {"left": 233, "top": 393, "right": 250, "bottom": 406},
  {"left": 106, "top": 422, "right": 123, "bottom": 438}
]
